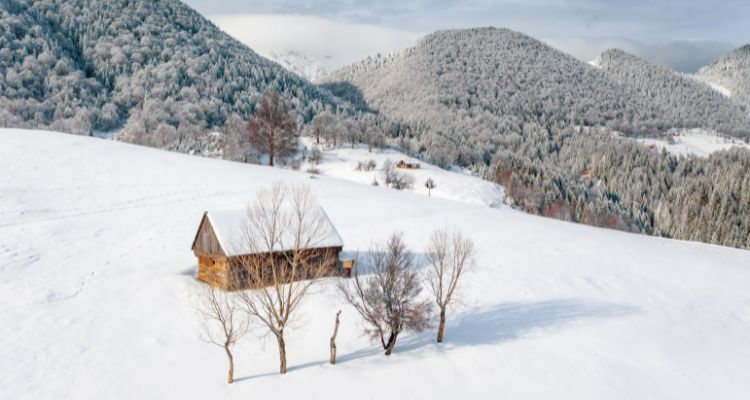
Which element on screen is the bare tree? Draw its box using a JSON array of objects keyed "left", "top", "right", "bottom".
[
  {"left": 329, "top": 310, "right": 342, "bottom": 365},
  {"left": 390, "top": 172, "right": 415, "bottom": 190},
  {"left": 339, "top": 233, "right": 432, "bottom": 355},
  {"left": 382, "top": 159, "right": 396, "bottom": 188},
  {"left": 425, "top": 228, "right": 476, "bottom": 343},
  {"left": 234, "top": 183, "right": 337, "bottom": 374},
  {"left": 247, "top": 88, "right": 298, "bottom": 166},
  {"left": 195, "top": 283, "right": 248, "bottom": 384},
  {"left": 325, "top": 119, "right": 342, "bottom": 148},
  {"left": 308, "top": 110, "right": 333, "bottom": 145},
  {"left": 425, "top": 178, "right": 436, "bottom": 196},
  {"left": 342, "top": 119, "right": 360, "bottom": 148},
  {"left": 360, "top": 115, "right": 381, "bottom": 153}
]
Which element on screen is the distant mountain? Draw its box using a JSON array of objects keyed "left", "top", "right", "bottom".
[
  {"left": 0, "top": 0, "right": 343, "bottom": 153},
  {"left": 596, "top": 49, "right": 750, "bottom": 137},
  {"left": 696, "top": 45, "right": 750, "bottom": 110},
  {"left": 265, "top": 50, "right": 328, "bottom": 82},
  {"left": 325, "top": 28, "right": 750, "bottom": 250},
  {"left": 325, "top": 28, "right": 748, "bottom": 159}
]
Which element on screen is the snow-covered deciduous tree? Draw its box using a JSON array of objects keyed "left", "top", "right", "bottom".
[
  {"left": 382, "top": 159, "right": 396, "bottom": 187},
  {"left": 247, "top": 88, "right": 298, "bottom": 166},
  {"left": 307, "top": 111, "right": 333, "bottom": 145},
  {"left": 425, "top": 228, "right": 476, "bottom": 343},
  {"left": 339, "top": 233, "right": 432, "bottom": 355},
  {"left": 0, "top": 0, "right": 348, "bottom": 150},
  {"left": 390, "top": 172, "right": 415, "bottom": 190}
]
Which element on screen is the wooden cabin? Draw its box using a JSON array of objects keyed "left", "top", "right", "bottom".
[
  {"left": 191, "top": 208, "right": 344, "bottom": 290},
  {"left": 396, "top": 160, "right": 421, "bottom": 169}
]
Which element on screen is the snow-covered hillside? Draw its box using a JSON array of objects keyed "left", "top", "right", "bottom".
[
  {"left": 264, "top": 50, "right": 328, "bottom": 82},
  {"left": 2, "top": 129, "right": 750, "bottom": 399},
  {"left": 637, "top": 129, "right": 750, "bottom": 157},
  {"left": 299, "top": 138, "right": 504, "bottom": 207}
]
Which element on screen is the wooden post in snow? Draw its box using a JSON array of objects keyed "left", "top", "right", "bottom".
[{"left": 329, "top": 310, "right": 342, "bottom": 365}]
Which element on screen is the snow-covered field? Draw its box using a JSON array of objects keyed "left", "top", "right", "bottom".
[
  {"left": 637, "top": 129, "right": 749, "bottom": 157},
  {"left": 2, "top": 129, "right": 750, "bottom": 399},
  {"left": 299, "top": 138, "right": 504, "bottom": 207}
]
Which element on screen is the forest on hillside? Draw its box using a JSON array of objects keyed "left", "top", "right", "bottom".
[
  {"left": 323, "top": 28, "right": 750, "bottom": 249},
  {"left": 0, "top": 0, "right": 347, "bottom": 154}
]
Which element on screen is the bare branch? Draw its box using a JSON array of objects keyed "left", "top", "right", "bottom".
[
  {"left": 194, "top": 283, "right": 248, "bottom": 384},
  {"left": 233, "top": 182, "right": 337, "bottom": 374},
  {"left": 425, "top": 227, "right": 476, "bottom": 343},
  {"left": 339, "top": 233, "right": 432, "bottom": 355}
]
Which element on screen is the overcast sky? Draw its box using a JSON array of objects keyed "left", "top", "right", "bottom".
[{"left": 184, "top": 0, "right": 749, "bottom": 72}]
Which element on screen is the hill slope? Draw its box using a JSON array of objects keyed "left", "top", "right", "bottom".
[
  {"left": 0, "top": 0, "right": 341, "bottom": 146},
  {"left": 597, "top": 49, "right": 750, "bottom": 137},
  {"left": 323, "top": 28, "right": 750, "bottom": 250},
  {"left": 696, "top": 45, "right": 750, "bottom": 109},
  {"left": 324, "top": 28, "right": 748, "bottom": 151},
  {"left": 2, "top": 128, "right": 750, "bottom": 399}
]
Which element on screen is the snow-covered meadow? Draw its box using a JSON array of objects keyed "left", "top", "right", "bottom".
[
  {"left": 637, "top": 129, "right": 749, "bottom": 157},
  {"left": 299, "top": 138, "right": 504, "bottom": 207},
  {"left": 2, "top": 129, "right": 750, "bottom": 399}
]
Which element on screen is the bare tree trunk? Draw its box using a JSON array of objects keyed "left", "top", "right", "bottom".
[
  {"left": 384, "top": 330, "right": 399, "bottom": 356},
  {"left": 224, "top": 345, "right": 234, "bottom": 384},
  {"left": 277, "top": 331, "right": 287, "bottom": 374},
  {"left": 329, "top": 310, "right": 341, "bottom": 365},
  {"left": 436, "top": 308, "right": 446, "bottom": 343}
]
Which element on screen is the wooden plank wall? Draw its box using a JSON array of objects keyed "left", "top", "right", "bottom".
[{"left": 193, "top": 215, "right": 224, "bottom": 256}]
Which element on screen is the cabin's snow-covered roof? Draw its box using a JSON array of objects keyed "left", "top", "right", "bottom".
[{"left": 204, "top": 208, "right": 344, "bottom": 257}]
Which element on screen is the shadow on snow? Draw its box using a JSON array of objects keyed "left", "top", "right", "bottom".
[{"left": 236, "top": 298, "right": 637, "bottom": 381}]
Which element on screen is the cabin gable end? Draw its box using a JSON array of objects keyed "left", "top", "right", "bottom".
[{"left": 192, "top": 213, "right": 226, "bottom": 257}]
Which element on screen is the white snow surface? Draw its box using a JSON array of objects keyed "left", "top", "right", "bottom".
[
  {"left": 636, "top": 129, "right": 749, "bottom": 158},
  {"left": 300, "top": 138, "right": 505, "bottom": 208},
  {"left": 205, "top": 208, "right": 344, "bottom": 256},
  {"left": 2, "top": 129, "right": 750, "bottom": 399}
]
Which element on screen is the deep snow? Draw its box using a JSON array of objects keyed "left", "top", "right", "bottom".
[{"left": 2, "top": 129, "right": 750, "bottom": 399}]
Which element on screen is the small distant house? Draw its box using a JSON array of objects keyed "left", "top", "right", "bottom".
[
  {"left": 396, "top": 160, "right": 421, "bottom": 169},
  {"left": 191, "top": 208, "right": 344, "bottom": 290}
]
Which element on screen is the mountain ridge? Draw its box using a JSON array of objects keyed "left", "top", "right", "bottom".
[{"left": 696, "top": 43, "right": 750, "bottom": 110}]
